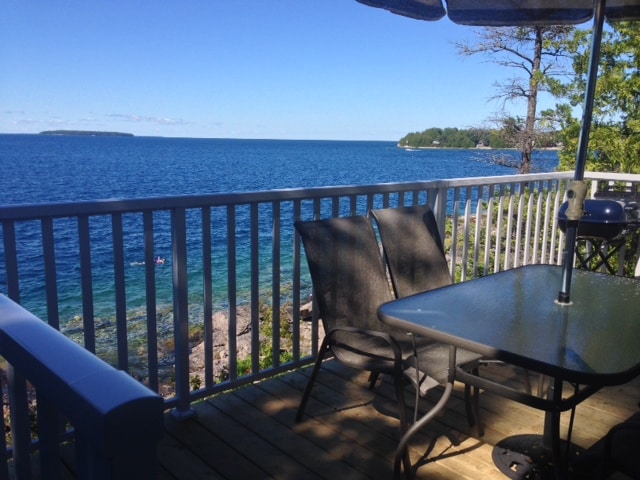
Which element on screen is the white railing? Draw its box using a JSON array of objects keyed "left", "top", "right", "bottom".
[{"left": 1, "top": 172, "right": 639, "bottom": 437}]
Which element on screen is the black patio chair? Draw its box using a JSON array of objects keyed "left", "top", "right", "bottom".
[
  {"left": 370, "top": 204, "right": 451, "bottom": 298},
  {"left": 370, "top": 204, "right": 484, "bottom": 433},
  {"left": 572, "top": 411, "right": 640, "bottom": 479},
  {"left": 601, "top": 411, "right": 640, "bottom": 478},
  {"left": 294, "top": 215, "right": 481, "bottom": 437}
]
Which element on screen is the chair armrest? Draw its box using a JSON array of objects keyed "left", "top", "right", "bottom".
[{"left": 325, "top": 326, "right": 403, "bottom": 365}]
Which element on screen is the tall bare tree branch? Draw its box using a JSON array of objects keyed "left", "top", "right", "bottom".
[{"left": 456, "top": 26, "right": 573, "bottom": 173}]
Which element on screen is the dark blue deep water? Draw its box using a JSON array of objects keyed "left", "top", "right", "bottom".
[
  {"left": 0, "top": 134, "right": 559, "bottom": 325},
  {"left": 0, "top": 135, "right": 558, "bottom": 204}
]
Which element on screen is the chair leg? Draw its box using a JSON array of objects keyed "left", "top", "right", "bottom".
[
  {"left": 392, "top": 374, "right": 412, "bottom": 477},
  {"left": 368, "top": 371, "right": 380, "bottom": 389},
  {"left": 471, "top": 383, "right": 483, "bottom": 437},
  {"left": 394, "top": 381, "right": 454, "bottom": 480},
  {"left": 464, "top": 367, "right": 484, "bottom": 437},
  {"left": 295, "top": 339, "right": 331, "bottom": 423},
  {"left": 523, "top": 369, "right": 533, "bottom": 395},
  {"left": 464, "top": 383, "right": 473, "bottom": 426},
  {"left": 393, "top": 375, "right": 409, "bottom": 434}
]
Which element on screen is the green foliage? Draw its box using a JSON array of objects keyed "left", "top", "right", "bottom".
[
  {"left": 258, "top": 302, "right": 294, "bottom": 370},
  {"left": 229, "top": 302, "right": 296, "bottom": 379},
  {"left": 399, "top": 127, "right": 484, "bottom": 149},
  {"left": 236, "top": 358, "right": 253, "bottom": 376},
  {"left": 554, "top": 22, "right": 640, "bottom": 173},
  {"left": 190, "top": 375, "right": 202, "bottom": 391},
  {"left": 399, "top": 125, "right": 560, "bottom": 151}
]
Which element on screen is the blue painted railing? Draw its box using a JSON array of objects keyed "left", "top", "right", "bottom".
[
  {"left": 0, "top": 294, "right": 163, "bottom": 479},
  {"left": 1, "top": 170, "right": 639, "bottom": 475}
]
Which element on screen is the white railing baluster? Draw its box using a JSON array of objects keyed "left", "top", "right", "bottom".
[
  {"left": 450, "top": 187, "right": 461, "bottom": 281},
  {"left": 461, "top": 186, "right": 473, "bottom": 282},
  {"left": 513, "top": 182, "right": 525, "bottom": 268},
  {"left": 473, "top": 190, "right": 483, "bottom": 277},
  {"left": 524, "top": 187, "right": 535, "bottom": 265},
  {"left": 505, "top": 188, "right": 516, "bottom": 270},
  {"left": 532, "top": 186, "right": 544, "bottom": 263},
  {"left": 483, "top": 185, "right": 494, "bottom": 273},
  {"left": 550, "top": 185, "right": 562, "bottom": 265},
  {"left": 495, "top": 185, "right": 506, "bottom": 273},
  {"left": 540, "top": 185, "right": 553, "bottom": 264}
]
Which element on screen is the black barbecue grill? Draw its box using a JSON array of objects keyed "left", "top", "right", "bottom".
[
  {"left": 558, "top": 198, "right": 640, "bottom": 274},
  {"left": 559, "top": 198, "right": 640, "bottom": 240}
]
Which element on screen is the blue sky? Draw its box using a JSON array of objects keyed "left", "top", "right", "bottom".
[{"left": 1, "top": 1, "right": 562, "bottom": 141}]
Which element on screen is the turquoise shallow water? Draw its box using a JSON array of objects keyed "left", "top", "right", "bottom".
[{"left": 0, "top": 134, "right": 559, "bottom": 326}]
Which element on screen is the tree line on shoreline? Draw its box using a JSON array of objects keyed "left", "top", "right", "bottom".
[
  {"left": 398, "top": 126, "right": 560, "bottom": 150},
  {"left": 401, "top": 23, "right": 640, "bottom": 175}
]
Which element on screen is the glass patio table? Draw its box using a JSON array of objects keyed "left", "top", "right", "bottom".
[{"left": 378, "top": 264, "right": 640, "bottom": 479}]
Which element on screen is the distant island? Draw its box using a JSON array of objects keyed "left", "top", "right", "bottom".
[
  {"left": 39, "top": 130, "right": 134, "bottom": 137},
  {"left": 398, "top": 126, "right": 560, "bottom": 150}
]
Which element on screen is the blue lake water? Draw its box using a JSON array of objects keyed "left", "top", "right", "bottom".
[
  {"left": 0, "top": 134, "right": 559, "bottom": 325},
  {"left": 0, "top": 135, "right": 558, "bottom": 204}
]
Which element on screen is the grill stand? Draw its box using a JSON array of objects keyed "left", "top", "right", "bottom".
[{"left": 574, "top": 237, "right": 629, "bottom": 276}]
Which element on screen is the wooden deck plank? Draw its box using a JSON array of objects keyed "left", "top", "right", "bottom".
[
  {"left": 161, "top": 407, "right": 270, "bottom": 479},
  {"left": 236, "top": 382, "right": 395, "bottom": 479},
  {"left": 265, "top": 377, "right": 403, "bottom": 469},
  {"left": 157, "top": 424, "right": 226, "bottom": 480},
  {"left": 157, "top": 360, "right": 640, "bottom": 479},
  {"left": 297, "top": 359, "right": 493, "bottom": 479},
  {"left": 211, "top": 386, "right": 356, "bottom": 479},
  {"left": 272, "top": 365, "right": 409, "bottom": 478}
]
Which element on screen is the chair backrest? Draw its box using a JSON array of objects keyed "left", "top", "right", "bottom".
[
  {"left": 295, "top": 216, "right": 394, "bottom": 334},
  {"left": 371, "top": 205, "right": 452, "bottom": 298}
]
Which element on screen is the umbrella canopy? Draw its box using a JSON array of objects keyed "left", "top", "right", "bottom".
[
  {"left": 356, "top": 0, "right": 640, "bottom": 23},
  {"left": 357, "top": 0, "right": 640, "bottom": 303}
]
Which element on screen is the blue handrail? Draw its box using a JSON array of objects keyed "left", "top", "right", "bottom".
[{"left": 0, "top": 294, "right": 163, "bottom": 479}]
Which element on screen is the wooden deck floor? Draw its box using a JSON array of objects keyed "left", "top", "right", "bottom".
[{"left": 157, "top": 360, "right": 640, "bottom": 480}]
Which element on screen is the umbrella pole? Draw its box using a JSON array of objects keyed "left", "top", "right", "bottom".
[{"left": 558, "top": 0, "right": 607, "bottom": 304}]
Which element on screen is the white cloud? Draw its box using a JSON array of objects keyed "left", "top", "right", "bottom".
[{"left": 107, "top": 113, "right": 188, "bottom": 126}]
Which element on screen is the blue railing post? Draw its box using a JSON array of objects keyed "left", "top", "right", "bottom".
[{"left": 170, "top": 207, "right": 195, "bottom": 418}]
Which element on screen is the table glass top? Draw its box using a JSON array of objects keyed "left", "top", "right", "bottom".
[{"left": 378, "top": 265, "right": 640, "bottom": 384}]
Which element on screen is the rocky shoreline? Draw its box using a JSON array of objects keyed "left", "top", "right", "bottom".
[{"left": 180, "top": 300, "right": 320, "bottom": 396}]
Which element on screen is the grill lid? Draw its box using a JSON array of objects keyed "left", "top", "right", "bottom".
[{"left": 558, "top": 199, "right": 630, "bottom": 240}]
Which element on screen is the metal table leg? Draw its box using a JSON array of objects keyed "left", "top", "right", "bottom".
[
  {"left": 492, "top": 378, "right": 583, "bottom": 480},
  {"left": 393, "top": 381, "right": 454, "bottom": 479}
]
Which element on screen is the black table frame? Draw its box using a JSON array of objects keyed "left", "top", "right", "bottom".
[{"left": 378, "top": 264, "right": 640, "bottom": 479}]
